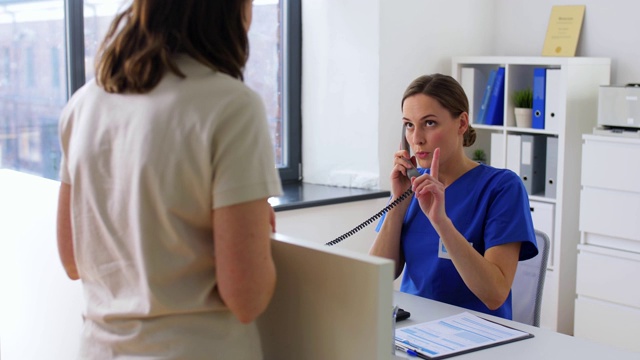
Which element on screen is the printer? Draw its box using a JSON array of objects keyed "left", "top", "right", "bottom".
[{"left": 598, "top": 84, "right": 640, "bottom": 129}]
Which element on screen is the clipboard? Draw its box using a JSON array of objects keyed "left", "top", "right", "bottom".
[{"left": 395, "top": 312, "right": 534, "bottom": 359}]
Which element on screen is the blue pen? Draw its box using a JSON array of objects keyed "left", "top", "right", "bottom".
[
  {"left": 396, "top": 344, "right": 419, "bottom": 357},
  {"left": 396, "top": 344, "right": 429, "bottom": 359},
  {"left": 406, "top": 349, "right": 420, "bottom": 357}
]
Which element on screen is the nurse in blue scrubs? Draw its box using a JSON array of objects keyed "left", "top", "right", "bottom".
[{"left": 370, "top": 74, "right": 538, "bottom": 320}]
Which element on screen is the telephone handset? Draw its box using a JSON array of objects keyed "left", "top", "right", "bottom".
[
  {"left": 325, "top": 124, "right": 417, "bottom": 246},
  {"left": 402, "top": 124, "right": 421, "bottom": 179}
]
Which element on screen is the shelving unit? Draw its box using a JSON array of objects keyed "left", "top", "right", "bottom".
[{"left": 451, "top": 56, "right": 611, "bottom": 334}]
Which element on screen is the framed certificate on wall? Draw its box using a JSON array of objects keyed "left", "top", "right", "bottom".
[{"left": 542, "top": 5, "right": 586, "bottom": 57}]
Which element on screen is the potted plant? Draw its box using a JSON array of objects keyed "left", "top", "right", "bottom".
[
  {"left": 472, "top": 148, "right": 487, "bottom": 164},
  {"left": 512, "top": 88, "right": 533, "bottom": 128}
]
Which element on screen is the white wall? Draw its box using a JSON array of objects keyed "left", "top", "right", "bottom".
[
  {"left": 301, "top": 0, "right": 381, "bottom": 188},
  {"left": 0, "top": 171, "right": 84, "bottom": 360},
  {"left": 302, "top": 0, "right": 640, "bottom": 191}
]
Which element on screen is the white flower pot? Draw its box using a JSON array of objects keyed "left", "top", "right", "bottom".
[{"left": 514, "top": 107, "right": 533, "bottom": 128}]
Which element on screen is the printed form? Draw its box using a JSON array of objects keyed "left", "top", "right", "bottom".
[{"left": 395, "top": 312, "right": 532, "bottom": 359}]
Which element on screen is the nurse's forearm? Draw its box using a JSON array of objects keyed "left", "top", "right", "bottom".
[
  {"left": 435, "top": 219, "right": 517, "bottom": 310},
  {"left": 369, "top": 202, "right": 409, "bottom": 278}
]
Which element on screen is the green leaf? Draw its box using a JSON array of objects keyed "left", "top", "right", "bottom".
[{"left": 512, "top": 88, "right": 533, "bottom": 108}]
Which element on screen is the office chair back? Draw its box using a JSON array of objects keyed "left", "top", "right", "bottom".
[{"left": 511, "top": 229, "right": 550, "bottom": 327}]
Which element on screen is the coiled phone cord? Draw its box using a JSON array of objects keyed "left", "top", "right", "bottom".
[{"left": 325, "top": 186, "right": 414, "bottom": 246}]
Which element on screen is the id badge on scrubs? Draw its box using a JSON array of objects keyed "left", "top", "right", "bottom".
[{"left": 438, "top": 238, "right": 472, "bottom": 260}]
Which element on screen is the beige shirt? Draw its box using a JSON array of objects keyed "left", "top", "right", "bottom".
[{"left": 59, "top": 55, "right": 282, "bottom": 359}]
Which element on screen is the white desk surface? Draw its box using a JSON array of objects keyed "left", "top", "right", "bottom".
[{"left": 392, "top": 291, "right": 638, "bottom": 359}]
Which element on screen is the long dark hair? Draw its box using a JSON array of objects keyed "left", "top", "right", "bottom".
[
  {"left": 401, "top": 74, "right": 476, "bottom": 147},
  {"left": 96, "top": 0, "right": 250, "bottom": 94}
]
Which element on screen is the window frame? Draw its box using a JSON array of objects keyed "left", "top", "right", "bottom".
[
  {"left": 279, "top": 0, "right": 301, "bottom": 183},
  {"left": 63, "top": 0, "right": 301, "bottom": 183}
]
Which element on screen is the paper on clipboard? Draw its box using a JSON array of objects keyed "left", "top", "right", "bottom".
[{"left": 395, "top": 312, "right": 533, "bottom": 359}]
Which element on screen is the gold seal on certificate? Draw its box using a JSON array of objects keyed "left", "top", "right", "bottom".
[{"left": 542, "top": 5, "right": 586, "bottom": 57}]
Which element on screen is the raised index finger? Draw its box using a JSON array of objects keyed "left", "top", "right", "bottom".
[{"left": 430, "top": 147, "right": 440, "bottom": 180}]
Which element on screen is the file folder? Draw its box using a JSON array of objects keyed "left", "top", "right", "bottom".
[
  {"left": 532, "top": 68, "right": 546, "bottom": 129},
  {"left": 529, "top": 201, "right": 555, "bottom": 267},
  {"left": 485, "top": 67, "right": 505, "bottom": 126},
  {"left": 507, "top": 134, "right": 522, "bottom": 176},
  {"left": 544, "top": 69, "right": 563, "bottom": 132},
  {"left": 477, "top": 69, "right": 497, "bottom": 125},
  {"left": 520, "top": 135, "right": 547, "bottom": 195},
  {"left": 490, "top": 132, "right": 505, "bottom": 168},
  {"left": 460, "top": 67, "right": 487, "bottom": 125},
  {"left": 545, "top": 137, "right": 558, "bottom": 198}
]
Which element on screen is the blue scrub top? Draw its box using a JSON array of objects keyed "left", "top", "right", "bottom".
[{"left": 378, "top": 164, "right": 538, "bottom": 319}]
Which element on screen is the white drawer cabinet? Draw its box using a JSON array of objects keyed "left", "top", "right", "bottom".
[
  {"left": 576, "top": 135, "right": 640, "bottom": 352},
  {"left": 581, "top": 135, "right": 640, "bottom": 192},
  {"left": 580, "top": 188, "right": 640, "bottom": 243},
  {"left": 575, "top": 296, "right": 640, "bottom": 353},
  {"left": 576, "top": 246, "right": 640, "bottom": 308}
]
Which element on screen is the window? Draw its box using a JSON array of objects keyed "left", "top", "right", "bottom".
[
  {"left": 0, "top": 0, "right": 66, "bottom": 179},
  {"left": 0, "top": 0, "right": 301, "bottom": 182},
  {"left": 246, "top": 0, "right": 301, "bottom": 182}
]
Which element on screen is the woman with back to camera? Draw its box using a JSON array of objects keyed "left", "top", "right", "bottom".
[
  {"left": 370, "top": 74, "right": 538, "bottom": 319},
  {"left": 56, "top": 0, "right": 282, "bottom": 358}
]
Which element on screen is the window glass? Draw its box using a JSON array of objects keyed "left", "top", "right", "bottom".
[
  {"left": 246, "top": 0, "right": 284, "bottom": 167},
  {"left": 0, "top": 0, "right": 66, "bottom": 179},
  {"left": 1, "top": 0, "right": 294, "bottom": 181}
]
